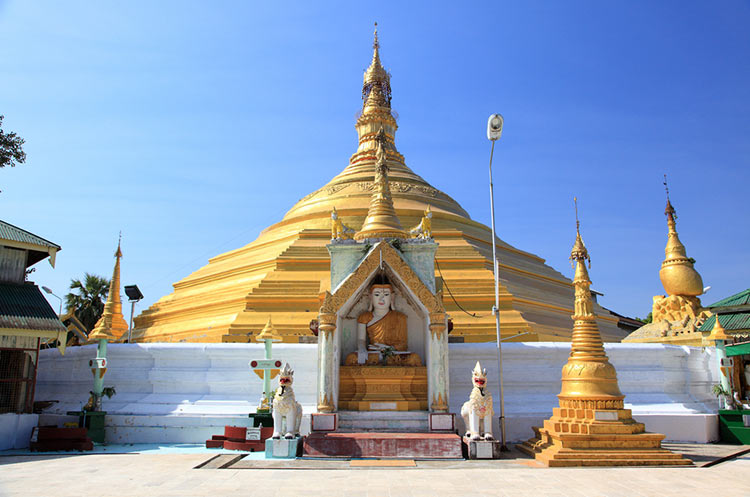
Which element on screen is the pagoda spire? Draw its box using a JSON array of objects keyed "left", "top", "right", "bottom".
[
  {"left": 346, "top": 24, "right": 404, "bottom": 172},
  {"left": 88, "top": 236, "right": 129, "bottom": 342},
  {"left": 658, "top": 175, "right": 703, "bottom": 296},
  {"left": 517, "top": 200, "right": 690, "bottom": 467},
  {"left": 354, "top": 126, "right": 406, "bottom": 240},
  {"left": 559, "top": 198, "right": 623, "bottom": 401},
  {"left": 362, "top": 22, "right": 391, "bottom": 111}
]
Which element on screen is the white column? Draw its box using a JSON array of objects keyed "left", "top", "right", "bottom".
[
  {"left": 317, "top": 312, "right": 338, "bottom": 412},
  {"left": 428, "top": 313, "right": 449, "bottom": 412}
]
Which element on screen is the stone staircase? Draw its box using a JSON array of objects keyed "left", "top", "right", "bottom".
[
  {"left": 336, "top": 411, "right": 429, "bottom": 432},
  {"left": 303, "top": 411, "right": 462, "bottom": 459}
]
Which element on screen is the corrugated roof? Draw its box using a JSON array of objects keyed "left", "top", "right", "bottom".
[
  {"left": 0, "top": 283, "right": 66, "bottom": 332},
  {"left": 699, "top": 313, "right": 750, "bottom": 333},
  {"left": 0, "top": 220, "right": 60, "bottom": 250},
  {"left": 706, "top": 288, "right": 750, "bottom": 309}
]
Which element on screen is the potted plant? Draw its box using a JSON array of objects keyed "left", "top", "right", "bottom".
[{"left": 712, "top": 384, "right": 735, "bottom": 410}]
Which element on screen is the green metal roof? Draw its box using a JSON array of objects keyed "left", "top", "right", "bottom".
[
  {"left": 699, "top": 313, "right": 750, "bottom": 333},
  {"left": 0, "top": 283, "right": 66, "bottom": 332},
  {"left": 0, "top": 220, "right": 60, "bottom": 250},
  {"left": 706, "top": 288, "right": 750, "bottom": 309}
]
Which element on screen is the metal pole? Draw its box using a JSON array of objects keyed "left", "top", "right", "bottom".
[
  {"left": 263, "top": 339, "right": 272, "bottom": 406},
  {"left": 488, "top": 139, "right": 508, "bottom": 451},
  {"left": 128, "top": 300, "right": 136, "bottom": 343}
]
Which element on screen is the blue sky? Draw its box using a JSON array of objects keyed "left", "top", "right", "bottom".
[{"left": 1, "top": 1, "right": 748, "bottom": 320}]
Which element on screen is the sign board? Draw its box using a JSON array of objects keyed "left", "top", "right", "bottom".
[
  {"left": 246, "top": 427, "right": 262, "bottom": 441},
  {"left": 249, "top": 359, "right": 282, "bottom": 369}
]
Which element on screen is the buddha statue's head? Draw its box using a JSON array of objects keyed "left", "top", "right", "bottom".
[{"left": 370, "top": 283, "right": 394, "bottom": 313}]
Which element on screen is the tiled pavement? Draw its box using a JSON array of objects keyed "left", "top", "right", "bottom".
[{"left": 0, "top": 444, "right": 748, "bottom": 497}]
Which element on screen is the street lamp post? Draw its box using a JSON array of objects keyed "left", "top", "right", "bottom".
[
  {"left": 486, "top": 113, "right": 508, "bottom": 451},
  {"left": 124, "top": 285, "right": 144, "bottom": 343},
  {"left": 41, "top": 286, "right": 62, "bottom": 315}
]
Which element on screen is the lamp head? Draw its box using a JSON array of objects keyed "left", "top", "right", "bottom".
[
  {"left": 124, "top": 284, "right": 144, "bottom": 302},
  {"left": 487, "top": 114, "right": 503, "bottom": 141}
]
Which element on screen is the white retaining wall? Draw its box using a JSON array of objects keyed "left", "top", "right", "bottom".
[
  {"left": 0, "top": 414, "right": 39, "bottom": 450},
  {"left": 34, "top": 342, "right": 720, "bottom": 444}
]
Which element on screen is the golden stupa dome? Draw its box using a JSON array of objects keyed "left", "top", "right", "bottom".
[
  {"left": 658, "top": 198, "right": 703, "bottom": 296},
  {"left": 131, "top": 28, "right": 628, "bottom": 345}
]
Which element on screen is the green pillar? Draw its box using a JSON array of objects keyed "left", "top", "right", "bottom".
[
  {"left": 92, "top": 338, "right": 107, "bottom": 401},
  {"left": 263, "top": 339, "right": 272, "bottom": 407}
]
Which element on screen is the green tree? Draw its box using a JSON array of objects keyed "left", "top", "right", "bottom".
[
  {"left": 65, "top": 273, "right": 110, "bottom": 332},
  {"left": 636, "top": 311, "right": 653, "bottom": 325},
  {"left": 0, "top": 115, "right": 26, "bottom": 168}
]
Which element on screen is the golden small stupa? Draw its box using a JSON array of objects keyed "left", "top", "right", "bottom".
[
  {"left": 131, "top": 26, "right": 627, "bottom": 344},
  {"left": 88, "top": 239, "right": 129, "bottom": 342},
  {"left": 256, "top": 316, "right": 282, "bottom": 343},
  {"left": 518, "top": 201, "right": 691, "bottom": 467},
  {"left": 624, "top": 178, "right": 708, "bottom": 345},
  {"left": 355, "top": 126, "right": 406, "bottom": 240}
]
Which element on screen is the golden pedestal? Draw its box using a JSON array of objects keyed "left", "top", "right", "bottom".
[
  {"left": 517, "top": 405, "right": 692, "bottom": 467},
  {"left": 338, "top": 366, "right": 427, "bottom": 411}
]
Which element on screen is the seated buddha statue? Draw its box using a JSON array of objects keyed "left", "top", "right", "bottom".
[{"left": 344, "top": 282, "right": 422, "bottom": 367}]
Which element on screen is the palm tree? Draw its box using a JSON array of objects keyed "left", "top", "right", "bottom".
[{"left": 65, "top": 273, "right": 110, "bottom": 332}]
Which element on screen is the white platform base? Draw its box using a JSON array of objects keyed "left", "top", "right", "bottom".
[
  {"left": 0, "top": 413, "right": 38, "bottom": 450},
  {"left": 32, "top": 343, "right": 720, "bottom": 444}
]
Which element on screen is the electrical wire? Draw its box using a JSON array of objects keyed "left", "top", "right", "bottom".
[{"left": 434, "top": 258, "right": 481, "bottom": 318}]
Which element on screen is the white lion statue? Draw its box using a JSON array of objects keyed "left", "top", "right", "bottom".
[
  {"left": 460, "top": 361, "right": 494, "bottom": 441},
  {"left": 271, "top": 363, "right": 302, "bottom": 439}
]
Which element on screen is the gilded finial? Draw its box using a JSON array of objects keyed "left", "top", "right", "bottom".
[
  {"left": 663, "top": 174, "right": 676, "bottom": 220},
  {"left": 362, "top": 23, "right": 391, "bottom": 108},
  {"left": 570, "top": 198, "right": 590, "bottom": 269},
  {"left": 115, "top": 231, "right": 123, "bottom": 258},
  {"left": 256, "top": 316, "right": 282, "bottom": 342}
]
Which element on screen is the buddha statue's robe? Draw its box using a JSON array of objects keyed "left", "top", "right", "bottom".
[{"left": 344, "top": 310, "right": 422, "bottom": 366}]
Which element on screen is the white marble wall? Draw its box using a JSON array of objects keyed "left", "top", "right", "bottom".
[{"left": 34, "top": 342, "right": 720, "bottom": 443}]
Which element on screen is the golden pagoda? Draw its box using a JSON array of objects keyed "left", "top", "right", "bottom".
[
  {"left": 518, "top": 204, "right": 691, "bottom": 467},
  {"left": 131, "top": 26, "right": 627, "bottom": 344},
  {"left": 355, "top": 126, "right": 407, "bottom": 240},
  {"left": 88, "top": 240, "right": 129, "bottom": 342},
  {"left": 624, "top": 179, "right": 709, "bottom": 345}
]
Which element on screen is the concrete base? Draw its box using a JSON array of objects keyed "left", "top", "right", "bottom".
[
  {"left": 265, "top": 437, "right": 301, "bottom": 458},
  {"left": 463, "top": 437, "right": 502, "bottom": 459},
  {"left": 430, "top": 413, "right": 455, "bottom": 432},
  {"left": 0, "top": 413, "right": 38, "bottom": 450},
  {"left": 311, "top": 413, "right": 337, "bottom": 432}
]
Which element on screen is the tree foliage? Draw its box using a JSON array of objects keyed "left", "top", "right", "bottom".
[
  {"left": 635, "top": 311, "right": 653, "bottom": 324},
  {"left": 65, "top": 273, "right": 110, "bottom": 332},
  {"left": 0, "top": 115, "right": 26, "bottom": 168}
]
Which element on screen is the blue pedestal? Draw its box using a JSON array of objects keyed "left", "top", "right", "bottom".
[{"left": 265, "top": 437, "right": 301, "bottom": 458}]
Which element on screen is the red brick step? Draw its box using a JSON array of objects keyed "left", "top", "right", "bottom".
[{"left": 303, "top": 432, "right": 463, "bottom": 459}]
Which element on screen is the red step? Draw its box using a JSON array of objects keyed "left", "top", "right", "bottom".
[
  {"left": 30, "top": 427, "right": 93, "bottom": 452},
  {"left": 205, "top": 426, "right": 274, "bottom": 450},
  {"left": 224, "top": 440, "right": 265, "bottom": 452},
  {"left": 303, "top": 432, "right": 463, "bottom": 459}
]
